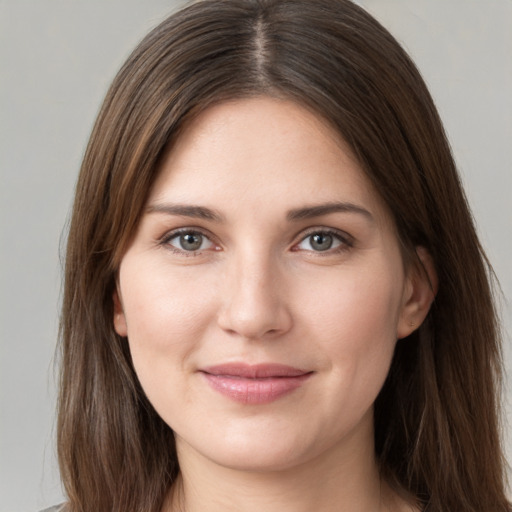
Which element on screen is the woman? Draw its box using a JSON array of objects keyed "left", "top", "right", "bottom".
[{"left": 53, "top": 0, "right": 510, "bottom": 511}]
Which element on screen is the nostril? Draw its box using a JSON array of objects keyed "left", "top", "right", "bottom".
[{"left": 216, "top": 266, "right": 293, "bottom": 339}]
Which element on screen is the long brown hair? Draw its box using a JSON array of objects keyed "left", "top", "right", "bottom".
[{"left": 58, "top": 1, "right": 510, "bottom": 511}]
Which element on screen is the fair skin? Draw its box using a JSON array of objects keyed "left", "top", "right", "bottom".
[{"left": 114, "top": 97, "right": 434, "bottom": 512}]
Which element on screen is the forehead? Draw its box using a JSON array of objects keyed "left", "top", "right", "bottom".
[{"left": 149, "top": 97, "right": 392, "bottom": 227}]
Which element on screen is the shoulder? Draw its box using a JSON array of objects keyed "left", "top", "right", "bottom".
[{"left": 39, "top": 505, "right": 66, "bottom": 512}]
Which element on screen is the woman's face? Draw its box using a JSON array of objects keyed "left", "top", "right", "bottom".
[{"left": 114, "top": 97, "right": 425, "bottom": 472}]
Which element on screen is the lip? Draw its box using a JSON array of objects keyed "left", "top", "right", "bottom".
[{"left": 199, "top": 363, "right": 313, "bottom": 404}]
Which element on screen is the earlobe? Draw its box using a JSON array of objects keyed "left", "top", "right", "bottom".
[
  {"left": 113, "top": 288, "right": 128, "bottom": 337},
  {"left": 397, "top": 246, "right": 438, "bottom": 339}
]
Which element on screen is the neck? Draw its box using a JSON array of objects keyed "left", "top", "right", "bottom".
[{"left": 165, "top": 414, "right": 402, "bottom": 512}]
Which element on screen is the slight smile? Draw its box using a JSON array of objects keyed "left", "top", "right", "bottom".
[{"left": 199, "top": 363, "right": 314, "bottom": 404}]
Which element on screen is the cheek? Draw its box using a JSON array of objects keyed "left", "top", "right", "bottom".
[
  {"left": 118, "top": 262, "right": 225, "bottom": 429},
  {"left": 299, "top": 264, "right": 403, "bottom": 400},
  {"left": 118, "top": 260, "right": 218, "bottom": 389},
  {"left": 303, "top": 263, "right": 403, "bottom": 341},
  {"left": 121, "top": 259, "right": 215, "bottom": 338}
]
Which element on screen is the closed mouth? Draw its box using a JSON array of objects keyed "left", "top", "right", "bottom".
[{"left": 199, "top": 363, "right": 313, "bottom": 404}]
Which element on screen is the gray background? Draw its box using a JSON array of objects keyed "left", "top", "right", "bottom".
[{"left": 1, "top": 1, "right": 511, "bottom": 511}]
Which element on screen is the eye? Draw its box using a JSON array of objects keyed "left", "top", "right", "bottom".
[
  {"left": 163, "top": 230, "right": 215, "bottom": 253},
  {"left": 294, "top": 229, "right": 352, "bottom": 253}
]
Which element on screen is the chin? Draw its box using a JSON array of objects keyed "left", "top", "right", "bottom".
[
  {"left": 175, "top": 416, "right": 350, "bottom": 475},
  {"left": 207, "top": 442, "right": 309, "bottom": 473}
]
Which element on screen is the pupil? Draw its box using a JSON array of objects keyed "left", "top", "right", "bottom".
[
  {"left": 311, "top": 233, "right": 332, "bottom": 251},
  {"left": 180, "top": 233, "right": 202, "bottom": 251}
]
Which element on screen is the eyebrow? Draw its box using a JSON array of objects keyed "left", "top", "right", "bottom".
[
  {"left": 146, "top": 201, "right": 373, "bottom": 223},
  {"left": 146, "top": 203, "right": 225, "bottom": 222},
  {"left": 286, "top": 202, "right": 374, "bottom": 222}
]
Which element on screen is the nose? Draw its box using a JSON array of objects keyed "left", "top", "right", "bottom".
[{"left": 217, "top": 251, "right": 293, "bottom": 340}]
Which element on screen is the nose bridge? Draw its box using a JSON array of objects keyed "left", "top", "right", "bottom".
[{"left": 218, "top": 244, "right": 291, "bottom": 339}]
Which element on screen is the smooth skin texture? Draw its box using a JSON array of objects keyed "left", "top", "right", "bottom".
[{"left": 114, "top": 97, "right": 435, "bottom": 512}]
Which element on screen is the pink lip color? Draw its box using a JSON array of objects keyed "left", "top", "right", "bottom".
[{"left": 200, "top": 363, "right": 313, "bottom": 404}]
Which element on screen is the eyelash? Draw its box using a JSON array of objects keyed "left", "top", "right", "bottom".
[
  {"left": 291, "top": 228, "right": 354, "bottom": 256},
  {"left": 159, "top": 227, "right": 354, "bottom": 256},
  {"left": 160, "top": 228, "right": 218, "bottom": 256}
]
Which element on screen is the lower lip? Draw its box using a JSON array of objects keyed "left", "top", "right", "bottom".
[{"left": 201, "top": 373, "right": 312, "bottom": 404}]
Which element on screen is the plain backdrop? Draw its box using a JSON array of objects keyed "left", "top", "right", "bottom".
[{"left": 1, "top": 1, "right": 511, "bottom": 511}]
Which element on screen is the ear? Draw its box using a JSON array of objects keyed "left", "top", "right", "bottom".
[
  {"left": 113, "top": 287, "right": 128, "bottom": 337},
  {"left": 397, "top": 246, "right": 438, "bottom": 339}
]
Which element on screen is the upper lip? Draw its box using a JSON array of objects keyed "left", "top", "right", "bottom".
[{"left": 200, "top": 363, "right": 311, "bottom": 379}]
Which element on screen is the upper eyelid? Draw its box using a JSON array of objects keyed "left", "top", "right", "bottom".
[
  {"left": 294, "top": 226, "right": 354, "bottom": 244},
  {"left": 160, "top": 226, "right": 216, "bottom": 243}
]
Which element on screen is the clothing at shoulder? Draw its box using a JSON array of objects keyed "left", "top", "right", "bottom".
[{"left": 39, "top": 505, "right": 65, "bottom": 512}]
